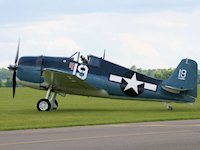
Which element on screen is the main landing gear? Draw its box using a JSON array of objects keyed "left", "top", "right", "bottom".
[
  {"left": 36, "top": 86, "right": 58, "bottom": 111},
  {"left": 163, "top": 102, "right": 173, "bottom": 110}
]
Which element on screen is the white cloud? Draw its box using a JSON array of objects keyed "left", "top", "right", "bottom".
[
  {"left": 0, "top": 10, "right": 200, "bottom": 69},
  {"left": 133, "top": 11, "right": 189, "bottom": 28},
  {"left": 114, "top": 33, "right": 164, "bottom": 68}
]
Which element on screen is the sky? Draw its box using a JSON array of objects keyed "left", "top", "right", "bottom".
[{"left": 0, "top": 0, "right": 200, "bottom": 69}]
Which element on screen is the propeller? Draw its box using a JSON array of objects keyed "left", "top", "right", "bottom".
[{"left": 8, "top": 40, "right": 20, "bottom": 98}]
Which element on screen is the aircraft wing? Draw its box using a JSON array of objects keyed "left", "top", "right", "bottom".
[{"left": 42, "top": 68, "right": 96, "bottom": 94}]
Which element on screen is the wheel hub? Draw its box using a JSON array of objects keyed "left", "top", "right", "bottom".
[{"left": 39, "top": 101, "right": 49, "bottom": 111}]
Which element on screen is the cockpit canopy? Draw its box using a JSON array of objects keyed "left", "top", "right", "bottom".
[
  {"left": 88, "top": 55, "right": 101, "bottom": 67},
  {"left": 70, "top": 52, "right": 101, "bottom": 67}
]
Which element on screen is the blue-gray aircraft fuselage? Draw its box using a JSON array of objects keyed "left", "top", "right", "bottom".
[{"left": 8, "top": 44, "right": 198, "bottom": 111}]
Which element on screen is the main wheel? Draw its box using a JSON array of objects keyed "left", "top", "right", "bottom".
[
  {"left": 37, "top": 99, "right": 51, "bottom": 111},
  {"left": 52, "top": 100, "right": 58, "bottom": 110}
]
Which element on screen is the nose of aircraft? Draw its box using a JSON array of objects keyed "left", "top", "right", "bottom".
[{"left": 8, "top": 40, "right": 20, "bottom": 98}]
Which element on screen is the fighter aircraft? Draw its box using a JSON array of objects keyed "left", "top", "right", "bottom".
[{"left": 8, "top": 41, "right": 198, "bottom": 111}]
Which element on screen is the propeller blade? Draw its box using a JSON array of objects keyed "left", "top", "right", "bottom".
[
  {"left": 15, "top": 40, "right": 20, "bottom": 64},
  {"left": 12, "top": 70, "right": 16, "bottom": 98},
  {"left": 10, "top": 40, "right": 20, "bottom": 98},
  {"left": 8, "top": 40, "right": 20, "bottom": 98}
]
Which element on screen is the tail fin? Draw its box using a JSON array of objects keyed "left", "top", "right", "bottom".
[{"left": 162, "top": 59, "right": 198, "bottom": 98}]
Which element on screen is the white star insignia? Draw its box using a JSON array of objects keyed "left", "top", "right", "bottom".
[{"left": 123, "top": 73, "right": 144, "bottom": 94}]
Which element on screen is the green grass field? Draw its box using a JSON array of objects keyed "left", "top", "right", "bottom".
[{"left": 0, "top": 86, "right": 199, "bottom": 130}]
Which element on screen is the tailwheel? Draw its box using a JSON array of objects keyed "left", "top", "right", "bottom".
[
  {"left": 37, "top": 99, "right": 51, "bottom": 111},
  {"left": 163, "top": 102, "right": 173, "bottom": 111},
  {"left": 167, "top": 105, "right": 173, "bottom": 110}
]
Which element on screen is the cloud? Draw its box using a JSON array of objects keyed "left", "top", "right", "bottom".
[
  {"left": 1, "top": 0, "right": 200, "bottom": 24},
  {"left": 120, "top": 33, "right": 160, "bottom": 58},
  {"left": 0, "top": 10, "right": 200, "bottom": 69},
  {"left": 111, "top": 33, "right": 164, "bottom": 69}
]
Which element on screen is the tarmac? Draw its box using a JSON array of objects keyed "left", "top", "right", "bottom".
[{"left": 0, "top": 120, "right": 200, "bottom": 150}]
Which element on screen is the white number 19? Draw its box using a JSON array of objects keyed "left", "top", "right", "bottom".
[
  {"left": 73, "top": 64, "right": 89, "bottom": 80},
  {"left": 178, "top": 69, "right": 187, "bottom": 80}
]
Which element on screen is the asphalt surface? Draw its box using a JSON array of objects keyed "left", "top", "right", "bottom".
[{"left": 0, "top": 120, "right": 200, "bottom": 150}]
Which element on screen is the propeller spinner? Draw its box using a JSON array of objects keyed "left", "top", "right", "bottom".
[{"left": 8, "top": 40, "right": 20, "bottom": 98}]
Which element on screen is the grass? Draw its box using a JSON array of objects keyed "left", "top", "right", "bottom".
[{"left": 0, "top": 85, "right": 199, "bottom": 130}]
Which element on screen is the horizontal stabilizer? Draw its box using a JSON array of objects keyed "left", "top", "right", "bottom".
[{"left": 161, "top": 85, "right": 190, "bottom": 94}]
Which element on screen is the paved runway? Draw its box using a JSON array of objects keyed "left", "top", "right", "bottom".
[{"left": 0, "top": 120, "right": 200, "bottom": 150}]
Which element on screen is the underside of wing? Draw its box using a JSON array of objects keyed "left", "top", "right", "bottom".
[{"left": 42, "top": 68, "right": 97, "bottom": 95}]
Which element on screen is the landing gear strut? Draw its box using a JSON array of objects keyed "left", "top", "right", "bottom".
[
  {"left": 36, "top": 86, "right": 58, "bottom": 111},
  {"left": 163, "top": 102, "right": 173, "bottom": 110}
]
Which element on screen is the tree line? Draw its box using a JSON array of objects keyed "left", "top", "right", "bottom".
[
  {"left": 130, "top": 65, "right": 200, "bottom": 83},
  {"left": 0, "top": 68, "right": 12, "bottom": 87},
  {"left": 0, "top": 67, "right": 200, "bottom": 87},
  {"left": 131, "top": 65, "right": 175, "bottom": 80}
]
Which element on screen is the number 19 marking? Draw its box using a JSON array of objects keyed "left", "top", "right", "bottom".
[
  {"left": 178, "top": 69, "right": 187, "bottom": 80},
  {"left": 72, "top": 63, "right": 89, "bottom": 80}
]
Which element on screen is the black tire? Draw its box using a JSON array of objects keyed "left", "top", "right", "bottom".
[
  {"left": 52, "top": 100, "right": 58, "bottom": 110},
  {"left": 37, "top": 99, "right": 51, "bottom": 111}
]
